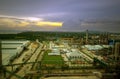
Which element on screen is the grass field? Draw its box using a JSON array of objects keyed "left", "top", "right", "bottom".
[{"left": 42, "top": 50, "right": 64, "bottom": 65}]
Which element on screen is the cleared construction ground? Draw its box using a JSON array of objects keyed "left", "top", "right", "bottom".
[
  {"left": 1, "top": 41, "right": 112, "bottom": 79},
  {"left": 44, "top": 76, "right": 99, "bottom": 79}
]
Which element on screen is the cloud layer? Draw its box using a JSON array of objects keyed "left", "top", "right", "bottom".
[
  {"left": 0, "top": 16, "right": 63, "bottom": 31},
  {"left": 0, "top": 0, "right": 120, "bottom": 32}
]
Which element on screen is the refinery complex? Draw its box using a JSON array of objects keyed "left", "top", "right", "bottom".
[{"left": 0, "top": 31, "right": 120, "bottom": 79}]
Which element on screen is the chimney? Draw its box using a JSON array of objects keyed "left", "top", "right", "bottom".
[{"left": 86, "top": 30, "right": 88, "bottom": 44}]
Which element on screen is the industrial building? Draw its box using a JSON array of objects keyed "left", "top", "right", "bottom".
[{"left": 0, "top": 32, "right": 120, "bottom": 79}]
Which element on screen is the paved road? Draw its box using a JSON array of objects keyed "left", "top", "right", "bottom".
[
  {"left": 6, "top": 43, "right": 32, "bottom": 72},
  {"left": 10, "top": 42, "right": 42, "bottom": 79}
]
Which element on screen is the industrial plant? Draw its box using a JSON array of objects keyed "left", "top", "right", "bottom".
[{"left": 0, "top": 31, "right": 120, "bottom": 79}]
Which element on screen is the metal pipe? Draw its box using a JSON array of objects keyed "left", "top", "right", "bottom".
[{"left": 0, "top": 40, "right": 3, "bottom": 78}]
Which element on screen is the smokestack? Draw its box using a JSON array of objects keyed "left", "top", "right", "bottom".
[{"left": 86, "top": 30, "right": 88, "bottom": 44}]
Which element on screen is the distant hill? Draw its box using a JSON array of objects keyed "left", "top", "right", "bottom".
[
  {"left": 0, "top": 30, "right": 23, "bottom": 34},
  {"left": 0, "top": 30, "right": 119, "bottom": 34}
]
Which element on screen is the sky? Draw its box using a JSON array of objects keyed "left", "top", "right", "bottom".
[{"left": 0, "top": 0, "right": 120, "bottom": 32}]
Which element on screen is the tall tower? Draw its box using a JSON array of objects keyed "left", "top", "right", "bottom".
[
  {"left": 104, "top": 32, "right": 109, "bottom": 44},
  {"left": 86, "top": 30, "right": 88, "bottom": 44},
  {"left": 114, "top": 42, "right": 120, "bottom": 61}
]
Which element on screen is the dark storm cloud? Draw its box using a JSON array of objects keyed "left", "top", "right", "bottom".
[{"left": 0, "top": 0, "right": 120, "bottom": 32}]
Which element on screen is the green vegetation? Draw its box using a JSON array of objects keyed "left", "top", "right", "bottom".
[
  {"left": 1, "top": 31, "right": 120, "bottom": 42},
  {"left": 0, "top": 31, "right": 86, "bottom": 41},
  {"left": 42, "top": 50, "right": 64, "bottom": 65}
]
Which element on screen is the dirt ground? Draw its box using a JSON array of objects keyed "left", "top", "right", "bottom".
[{"left": 44, "top": 76, "right": 99, "bottom": 79}]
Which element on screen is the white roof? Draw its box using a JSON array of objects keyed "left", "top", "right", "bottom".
[
  {"left": 71, "top": 49, "right": 78, "bottom": 52},
  {"left": 52, "top": 48, "right": 59, "bottom": 53},
  {"left": 85, "top": 45, "right": 103, "bottom": 50},
  {"left": 48, "top": 52, "right": 60, "bottom": 55},
  {"left": 102, "top": 45, "right": 113, "bottom": 48},
  {"left": 66, "top": 52, "right": 81, "bottom": 57}
]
